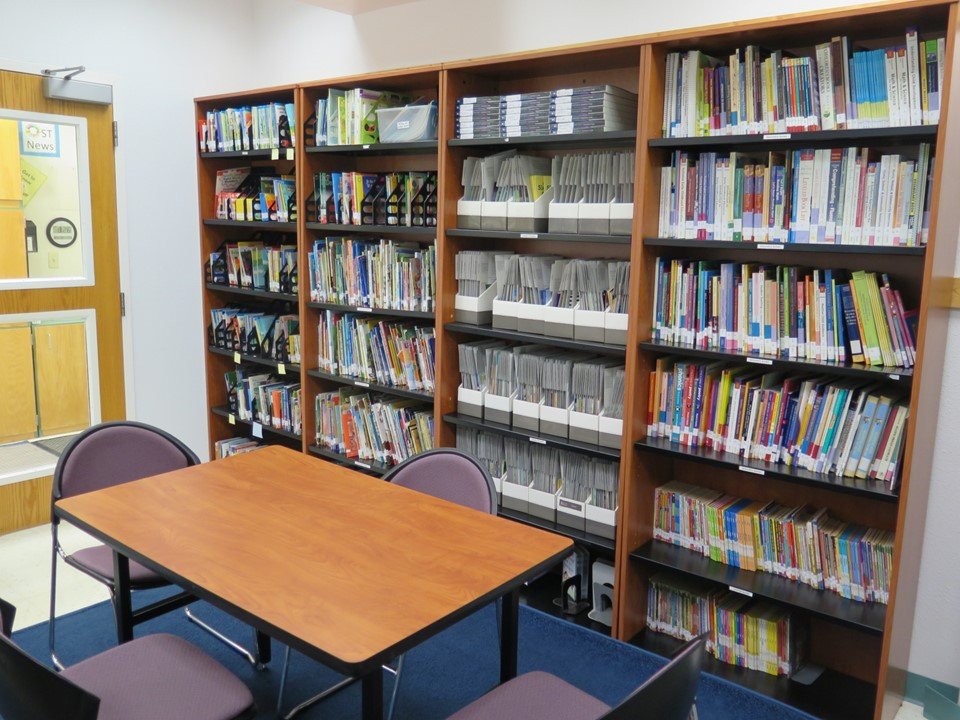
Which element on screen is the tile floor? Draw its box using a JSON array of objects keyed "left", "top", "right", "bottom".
[{"left": 0, "top": 522, "right": 928, "bottom": 720}]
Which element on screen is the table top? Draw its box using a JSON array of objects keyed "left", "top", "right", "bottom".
[{"left": 55, "top": 446, "right": 572, "bottom": 674}]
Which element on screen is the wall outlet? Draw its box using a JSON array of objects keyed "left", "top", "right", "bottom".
[{"left": 48, "top": 252, "right": 59, "bottom": 269}]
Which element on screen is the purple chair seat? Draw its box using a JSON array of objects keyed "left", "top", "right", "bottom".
[
  {"left": 62, "top": 633, "right": 255, "bottom": 720},
  {"left": 67, "top": 545, "right": 167, "bottom": 588},
  {"left": 447, "top": 671, "right": 611, "bottom": 720}
]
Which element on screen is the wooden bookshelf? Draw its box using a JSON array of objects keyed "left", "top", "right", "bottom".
[{"left": 195, "top": 4, "right": 960, "bottom": 716}]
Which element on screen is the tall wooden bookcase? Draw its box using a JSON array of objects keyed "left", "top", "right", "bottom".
[{"left": 194, "top": 3, "right": 960, "bottom": 717}]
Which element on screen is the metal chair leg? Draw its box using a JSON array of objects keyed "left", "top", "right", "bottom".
[
  {"left": 184, "top": 606, "right": 263, "bottom": 669},
  {"left": 48, "top": 531, "right": 64, "bottom": 671},
  {"left": 386, "top": 654, "right": 405, "bottom": 720}
]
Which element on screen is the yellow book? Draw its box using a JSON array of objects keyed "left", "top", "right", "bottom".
[{"left": 864, "top": 272, "right": 897, "bottom": 366}]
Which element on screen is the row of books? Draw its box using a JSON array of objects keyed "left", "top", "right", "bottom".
[
  {"left": 647, "top": 572, "right": 804, "bottom": 677},
  {"left": 208, "top": 241, "right": 298, "bottom": 295},
  {"left": 310, "top": 171, "right": 437, "bottom": 228},
  {"left": 308, "top": 238, "right": 435, "bottom": 312},
  {"left": 210, "top": 309, "right": 301, "bottom": 365},
  {"left": 315, "top": 389, "right": 434, "bottom": 466},
  {"left": 214, "top": 437, "right": 263, "bottom": 459},
  {"left": 505, "top": 438, "right": 620, "bottom": 510},
  {"left": 226, "top": 369, "right": 302, "bottom": 435},
  {"left": 662, "top": 28, "right": 944, "bottom": 137},
  {"left": 214, "top": 167, "right": 296, "bottom": 223},
  {"left": 647, "top": 359, "right": 909, "bottom": 486},
  {"left": 495, "top": 255, "right": 631, "bottom": 311},
  {"left": 654, "top": 481, "right": 894, "bottom": 603},
  {"left": 200, "top": 103, "right": 296, "bottom": 153},
  {"left": 651, "top": 259, "right": 918, "bottom": 368},
  {"left": 317, "top": 311, "right": 436, "bottom": 394},
  {"left": 313, "top": 88, "right": 409, "bottom": 146},
  {"left": 455, "top": 85, "right": 638, "bottom": 139},
  {"left": 657, "top": 144, "right": 933, "bottom": 246}
]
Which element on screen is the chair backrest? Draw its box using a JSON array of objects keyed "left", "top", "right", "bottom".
[
  {"left": 0, "top": 597, "right": 14, "bottom": 638},
  {"left": 600, "top": 637, "right": 704, "bottom": 720},
  {"left": 52, "top": 421, "right": 200, "bottom": 517},
  {"left": 0, "top": 598, "right": 101, "bottom": 720},
  {"left": 383, "top": 449, "right": 497, "bottom": 515}
]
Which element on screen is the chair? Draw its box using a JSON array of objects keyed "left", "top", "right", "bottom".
[
  {"left": 276, "top": 448, "right": 497, "bottom": 719},
  {"left": 0, "top": 597, "right": 256, "bottom": 720},
  {"left": 49, "top": 421, "right": 262, "bottom": 670},
  {"left": 445, "top": 636, "right": 704, "bottom": 720}
]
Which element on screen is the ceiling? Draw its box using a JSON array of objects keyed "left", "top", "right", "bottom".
[{"left": 296, "top": 0, "right": 421, "bottom": 15}]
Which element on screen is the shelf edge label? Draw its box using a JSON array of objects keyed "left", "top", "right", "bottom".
[
  {"left": 889, "top": 374, "right": 901, "bottom": 381},
  {"left": 354, "top": 461, "right": 371, "bottom": 469},
  {"left": 278, "top": 363, "right": 286, "bottom": 375},
  {"left": 746, "top": 357, "right": 773, "bottom": 366},
  {"left": 355, "top": 381, "right": 370, "bottom": 387},
  {"left": 757, "top": 243, "right": 784, "bottom": 250},
  {"left": 729, "top": 586, "right": 754, "bottom": 597},
  {"left": 529, "top": 437, "right": 547, "bottom": 445},
  {"left": 228, "top": 413, "right": 236, "bottom": 425},
  {"left": 738, "top": 465, "right": 765, "bottom": 476},
  {"left": 233, "top": 351, "right": 241, "bottom": 364},
  {"left": 356, "top": 307, "right": 373, "bottom": 313},
  {"left": 252, "top": 422, "right": 264, "bottom": 439},
  {"left": 520, "top": 232, "right": 539, "bottom": 239},
  {"left": 763, "top": 133, "right": 791, "bottom": 140}
]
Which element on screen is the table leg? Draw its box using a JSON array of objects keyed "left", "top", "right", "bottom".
[
  {"left": 112, "top": 552, "right": 133, "bottom": 644},
  {"left": 361, "top": 668, "right": 383, "bottom": 720},
  {"left": 255, "top": 629, "right": 272, "bottom": 666},
  {"left": 500, "top": 588, "right": 519, "bottom": 684}
]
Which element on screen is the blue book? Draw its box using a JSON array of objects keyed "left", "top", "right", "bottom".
[
  {"left": 838, "top": 283, "right": 864, "bottom": 363},
  {"left": 857, "top": 394, "right": 894, "bottom": 477},
  {"left": 845, "top": 392, "right": 879, "bottom": 475}
]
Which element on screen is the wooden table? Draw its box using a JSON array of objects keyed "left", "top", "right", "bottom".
[{"left": 55, "top": 446, "right": 573, "bottom": 719}]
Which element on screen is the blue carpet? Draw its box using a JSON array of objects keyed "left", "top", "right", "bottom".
[{"left": 13, "top": 589, "right": 815, "bottom": 719}]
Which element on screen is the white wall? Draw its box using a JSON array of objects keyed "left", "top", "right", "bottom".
[{"left": 2, "top": 0, "right": 958, "bottom": 692}]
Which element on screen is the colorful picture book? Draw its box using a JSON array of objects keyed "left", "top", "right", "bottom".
[
  {"left": 311, "top": 171, "right": 436, "bottom": 227},
  {"left": 210, "top": 309, "right": 300, "bottom": 364},
  {"left": 317, "top": 311, "right": 435, "bottom": 393},
  {"left": 200, "top": 102, "right": 296, "bottom": 152},
  {"left": 308, "top": 237, "right": 435, "bottom": 312},
  {"left": 662, "top": 28, "right": 944, "bottom": 137},
  {"left": 653, "top": 481, "right": 895, "bottom": 603},
  {"left": 314, "top": 389, "right": 434, "bottom": 466},
  {"left": 647, "top": 359, "right": 909, "bottom": 486},
  {"left": 651, "top": 258, "right": 918, "bottom": 368},
  {"left": 647, "top": 572, "right": 806, "bottom": 677},
  {"left": 657, "top": 144, "right": 933, "bottom": 246}
]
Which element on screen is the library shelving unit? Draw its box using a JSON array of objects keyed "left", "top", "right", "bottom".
[
  {"left": 194, "top": 3, "right": 960, "bottom": 717},
  {"left": 195, "top": 84, "right": 303, "bottom": 456}
]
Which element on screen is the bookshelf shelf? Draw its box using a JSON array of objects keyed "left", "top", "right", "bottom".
[
  {"left": 648, "top": 124, "right": 938, "bottom": 150},
  {"left": 199, "top": 149, "right": 283, "bottom": 159},
  {"left": 307, "top": 444, "right": 390, "bottom": 475},
  {"left": 307, "top": 301, "right": 434, "bottom": 320},
  {"left": 443, "top": 413, "right": 621, "bottom": 461},
  {"left": 306, "top": 140, "right": 438, "bottom": 155},
  {"left": 203, "top": 219, "right": 297, "bottom": 233},
  {"left": 208, "top": 345, "right": 301, "bottom": 374},
  {"left": 639, "top": 339, "right": 914, "bottom": 383},
  {"left": 307, "top": 369, "right": 434, "bottom": 402},
  {"left": 499, "top": 505, "right": 616, "bottom": 555},
  {"left": 306, "top": 222, "right": 436, "bottom": 238},
  {"left": 448, "top": 130, "right": 637, "bottom": 150},
  {"left": 210, "top": 405, "right": 302, "bottom": 442},
  {"left": 445, "top": 322, "right": 627, "bottom": 357},
  {"left": 634, "top": 435, "right": 898, "bottom": 502},
  {"left": 631, "top": 539, "right": 886, "bottom": 633},
  {"left": 205, "top": 282, "right": 298, "bottom": 303},
  {"left": 643, "top": 237, "right": 926, "bottom": 257},
  {"left": 630, "top": 629, "right": 876, "bottom": 720},
  {"left": 447, "top": 228, "right": 631, "bottom": 245}
]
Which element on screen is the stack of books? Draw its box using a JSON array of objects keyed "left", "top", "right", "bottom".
[
  {"left": 214, "top": 168, "right": 296, "bottom": 223},
  {"left": 657, "top": 144, "right": 933, "bottom": 246},
  {"left": 214, "top": 437, "right": 262, "bottom": 458},
  {"left": 654, "top": 480, "right": 895, "bottom": 603},
  {"left": 317, "top": 311, "right": 435, "bottom": 393},
  {"left": 662, "top": 28, "right": 944, "bottom": 137},
  {"left": 647, "top": 572, "right": 805, "bottom": 677},
  {"left": 455, "top": 85, "right": 638, "bottom": 139},
  {"left": 311, "top": 171, "right": 436, "bottom": 227},
  {"left": 199, "top": 102, "right": 296, "bottom": 152},
  {"left": 226, "top": 369, "right": 302, "bottom": 435},
  {"left": 208, "top": 241, "right": 298, "bottom": 294},
  {"left": 314, "top": 390, "right": 434, "bottom": 466},
  {"left": 651, "top": 259, "right": 918, "bottom": 368},
  {"left": 647, "top": 359, "right": 909, "bottom": 486},
  {"left": 308, "top": 237, "right": 435, "bottom": 312}
]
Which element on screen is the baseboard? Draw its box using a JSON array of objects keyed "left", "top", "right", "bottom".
[{"left": 904, "top": 672, "right": 960, "bottom": 714}]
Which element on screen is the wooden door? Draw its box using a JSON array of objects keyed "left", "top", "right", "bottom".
[
  {"left": 0, "top": 69, "right": 125, "bottom": 436},
  {"left": 0, "top": 323, "right": 37, "bottom": 443}
]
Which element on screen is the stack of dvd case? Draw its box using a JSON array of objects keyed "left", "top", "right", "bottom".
[
  {"left": 551, "top": 85, "right": 638, "bottom": 135},
  {"left": 456, "top": 96, "right": 502, "bottom": 140}
]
